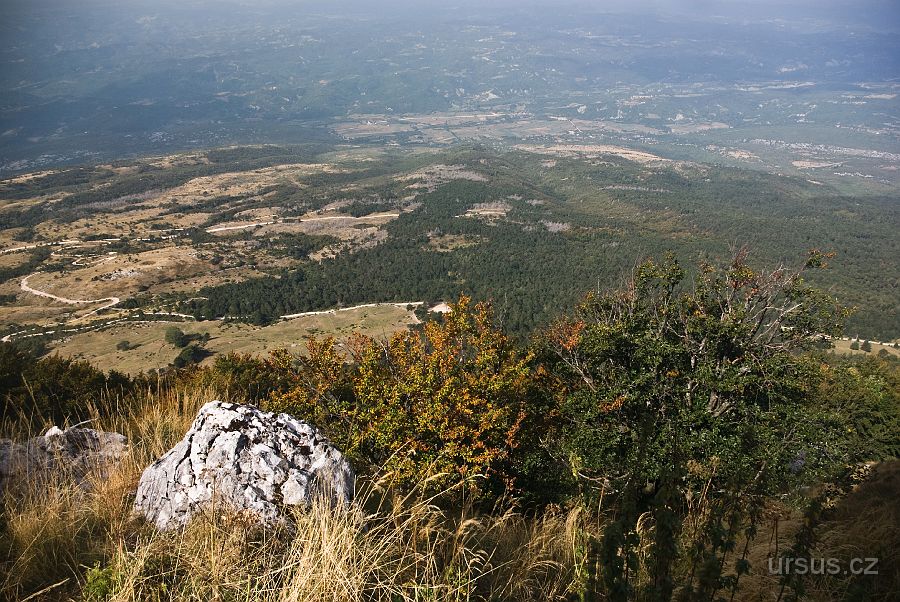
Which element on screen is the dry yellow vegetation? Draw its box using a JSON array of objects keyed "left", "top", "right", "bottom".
[
  {"left": 514, "top": 143, "right": 669, "bottom": 165},
  {"left": 49, "top": 304, "right": 418, "bottom": 374},
  {"left": 1, "top": 384, "right": 578, "bottom": 602},
  {"left": 831, "top": 338, "right": 900, "bottom": 357}
]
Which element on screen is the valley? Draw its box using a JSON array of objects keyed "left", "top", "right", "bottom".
[
  {"left": 1, "top": 3, "right": 898, "bottom": 601},
  {"left": 1, "top": 142, "right": 897, "bottom": 372},
  {"left": 0, "top": 0, "right": 896, "bottom": 372}
]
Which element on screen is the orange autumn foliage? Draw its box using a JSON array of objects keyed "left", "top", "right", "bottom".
[{"left": 267, "top": 296, "right": 532, "bottom": 493}]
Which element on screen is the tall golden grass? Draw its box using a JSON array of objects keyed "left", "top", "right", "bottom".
[
  {"left": 4, "top": 381, "right": 896, "bottom": 601},
  {"left": 1, "top": 384, "right": 581, "bottom": 602}
]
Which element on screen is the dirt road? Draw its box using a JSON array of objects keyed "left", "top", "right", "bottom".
[{"left": 20, "top": 273, "right": 121, "bottom": 317}]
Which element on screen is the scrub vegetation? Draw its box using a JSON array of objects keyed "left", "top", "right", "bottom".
[{"left": 2, "top": 252, "right": 898, "bottom": 601}]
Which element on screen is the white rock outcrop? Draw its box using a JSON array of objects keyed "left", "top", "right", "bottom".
[
  {"left": 134, "top": 401, "right": 355, "bottom": 531},
  {"left": 0, "top": 426, "right": 128, "bottom": 492}
]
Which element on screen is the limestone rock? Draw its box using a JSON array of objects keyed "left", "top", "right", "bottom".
[
  {"left": 0, "top": 426, "right": 127, "bottom": 492},
  {"left": 134, "top": 401, "right": 355, "bottom": 531}
]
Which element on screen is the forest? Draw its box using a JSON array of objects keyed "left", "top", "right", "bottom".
[{"left": 183, "top": 149, "right": 899, "bottom": 340}]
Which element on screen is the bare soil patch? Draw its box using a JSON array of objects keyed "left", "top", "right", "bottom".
[{"left": 515, "top": 144, "right": 668, "bottom": 165}]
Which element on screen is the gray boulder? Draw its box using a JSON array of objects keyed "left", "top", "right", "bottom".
[
  {"left": 0, "top": 425, "right": 128, "bottom": 492},
  {"left": 134, "top": 401, "right": 355, "bottom": 531}
]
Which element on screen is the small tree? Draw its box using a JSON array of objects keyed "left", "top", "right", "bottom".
[
  {"left": 172, "top": 344, "right": 208, "bottom": 368},
  {"left": 164, "top": 326, "right": 187, "bottom": 348},
  {"left": 850, "top": 340, "right": 860, "bottom": 351},
  {"left": 548, "top": 248, "right": 847, "bottom": 601},
  {"left": 861, "top": 340, "right": 873, "bottom": 353}
]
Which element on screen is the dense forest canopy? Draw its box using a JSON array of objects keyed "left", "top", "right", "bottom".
[{"left": 180, "top": 149, "right": 898, "bottom": 340}]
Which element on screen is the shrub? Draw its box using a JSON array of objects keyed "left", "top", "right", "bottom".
[
  {"left": 173, "top": 344, "right": 209, "bottom": 369},
  {"left": 546, "top": 249, "right": 848, "bottom": 599},
  {"left": 184, "top": 352, "right": 289, "bottom": 405},
  {"left": 0, "top": 342, "right": 135, "bottom": 425},
  {"left": 82, "top": 563, "right": 118, "bottom": 602},
  {"left": 268, "top": 296, "right": 531, "bottom": 495},
  {"left": 164, "top": 326, "right": 187, "bottom": 348}
]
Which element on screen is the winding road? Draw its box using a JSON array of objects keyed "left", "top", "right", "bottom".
[
  {"left": 3, "top": 223, "right": 419, "bottom": 344},
  {"left": 20, "top": 273, "right": 121, "bottom": 318}
]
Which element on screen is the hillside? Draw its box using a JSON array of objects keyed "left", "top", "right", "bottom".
[
  {"left": 1, "top": 145, "right": 897, "bottom": 373},
  {"left": 2, "top": 2, "right": 898, "bottom": 600},
  {"left": 2, "top": 261, "right": 899, "bottom": 601}
]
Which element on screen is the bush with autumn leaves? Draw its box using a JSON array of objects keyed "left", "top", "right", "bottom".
[
  {"left": 240, "top": 252, "right": 897, "bottom": 508},
  {"left": 264, "top": 297, "right": 537, "bottom": 496}
]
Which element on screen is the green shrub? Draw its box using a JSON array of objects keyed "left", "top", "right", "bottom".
[
  {"left": 82, "top": 563, "right": 117, "bottom": 602},
  {"left": 546, "top": 250, "right": 848, "bottom": 599},
  {"left": 173, "top": 344, "right": 208, "bottom": 369},
  {"left": 164, "top": 327, "right": 187, "bottom": 348},
  {"left": 0, "top": 342, "right": 136, "bottom": 424}
]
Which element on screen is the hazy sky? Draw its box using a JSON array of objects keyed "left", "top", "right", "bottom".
[
  {"left": 2, "top": 0, "right": 896, "bottom": 19},
  {"left": 5, "top": 0, "right": 899, "bottom": 21}
]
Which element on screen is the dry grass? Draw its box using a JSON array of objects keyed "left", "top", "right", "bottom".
[
  {"left": 49, "top": 304, "right": 416, "bottom": 374},
  {"left": 1, "top": 386, "right": 209, "bottom": 600},
  {"left": 425, "top": 233, "right": 482, "bottom": 253},
  {"left": 90, "top": 488, "right": 578, "bottom": 602},
  {"left": 5, "top": 379, "right": 893, "bottom": 601},
  {"left": 803, "top": 461, "right": 900, "bottom": 601},
  {"left": 514, "top": 144, "right": 668, "bottom": 165},
  {"left": 831, "top": 339, "right": 899, "bottom": 358},
  {"left": 0, "top": 385, "right": 579, "bottom": 602},
  {"left": 21, "top": 247, "right": 210, "bottom": 304},
  {"left": 728, "top": 462, "right": 900, "bottom": 602}
]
